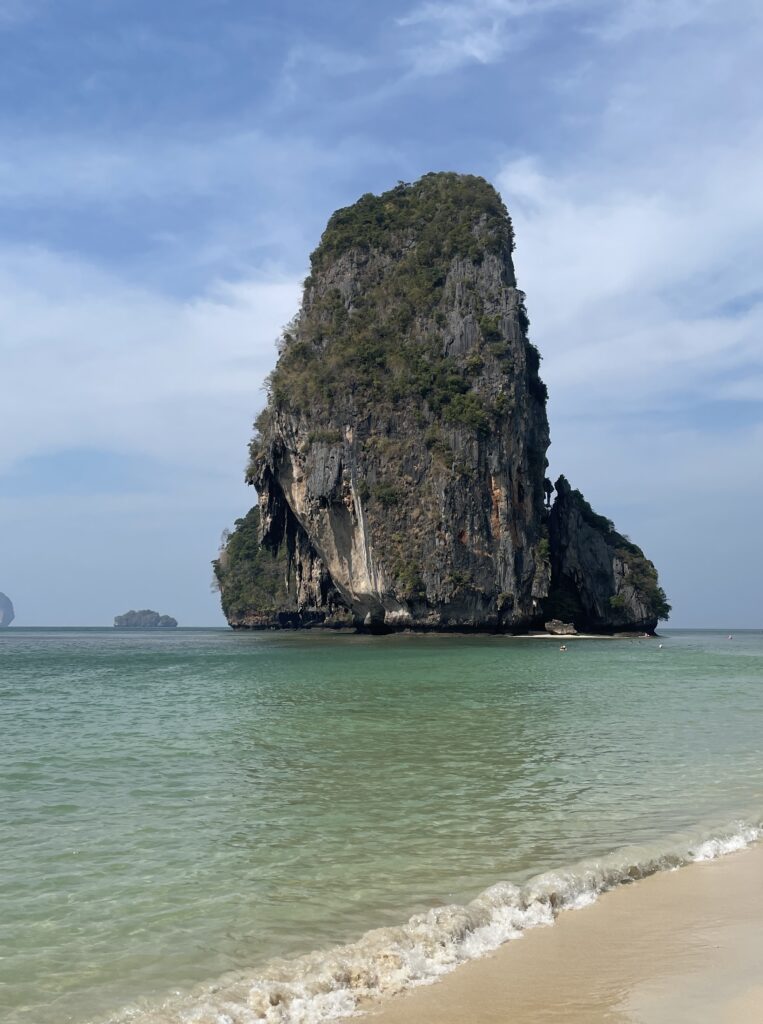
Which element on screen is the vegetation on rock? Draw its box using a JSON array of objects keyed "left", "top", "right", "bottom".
[
  {"left": 114, "top": 610, "right": 178, "bottom": 628},
  {"left": 218, "top": 172, "right": 669, "bottom": 633},
  {"left": 212, "top": 507, "right": 292, "bottom": 621},
  {"left": 548, "top": 476, "right": 671, "bottom": 627},
  {"left": 311, "top": 173, "right": 513, "bottom": 270},
  {"left": 250, "top": 173, "right": 544, "bottom": 471}
]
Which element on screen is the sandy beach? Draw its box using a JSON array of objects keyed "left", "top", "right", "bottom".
[{"left": 353, "top": 843, "right": 763, "bottom": 1024}]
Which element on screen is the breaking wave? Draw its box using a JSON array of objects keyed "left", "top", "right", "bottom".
[{"left": 102, "top": 817, "right": 762, "bottom": 1024}]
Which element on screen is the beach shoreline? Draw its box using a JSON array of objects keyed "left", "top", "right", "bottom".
[
  {"left": 514, "top": 629, "right": 657, "bottom": 639},
  {"left": 350, "top": 842, "right": 763, "bottom": 1024}
]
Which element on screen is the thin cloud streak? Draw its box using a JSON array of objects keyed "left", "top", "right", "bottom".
[{"left": 395, "top": 0, "right": 744, "bottom": 75}]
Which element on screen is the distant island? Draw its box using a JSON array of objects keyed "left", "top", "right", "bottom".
[
  {"left": 214, "top": 173, "right": 669, "bottom": 635},
  {"left": 0, "top": 592, "right": 15, "bottom": 628},
  {"left": 114, "top": 610, "right": 178, "bottom": 628}
]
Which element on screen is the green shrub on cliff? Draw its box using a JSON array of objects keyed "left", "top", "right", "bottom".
[
  {"left": 213, "top": 506, "right": 292, "bottom": 618},
  {"left": 311, "top": 173, "right": 514, "bottom": 272},
  {"left": 249, "top": 173, "right": 546, "bottom": 475},
  {"left": 614, "top": 547, "right": 671, "bottom": 620}
]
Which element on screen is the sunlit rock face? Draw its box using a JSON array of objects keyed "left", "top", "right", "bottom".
[{"left": 215, "top": 174, "right": 669, "bottom": 634}]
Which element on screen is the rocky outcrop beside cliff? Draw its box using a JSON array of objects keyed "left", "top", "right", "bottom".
[
  {"left": 546, "top": 476, "right": 669, "bottom": 633},
  {"left": 215, "top": 173, "right": 669, "bottom": 634},
  {"left": 0, "top": 592, "right": 14, "bottom": 628},
  {"left": 214, "top": 506, "right": 352, "bottom": 629}
]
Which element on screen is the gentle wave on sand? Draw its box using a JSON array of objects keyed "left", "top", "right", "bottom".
[{"left": 100, "top": 818, "right": 762, "bottom": 1024}]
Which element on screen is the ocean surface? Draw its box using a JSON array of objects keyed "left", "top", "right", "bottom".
[{"left": 1, "top": 628, "right": 761, "bottom": 1024}]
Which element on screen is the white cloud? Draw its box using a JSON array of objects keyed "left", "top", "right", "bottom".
[
  {"left": 497, "top": 135, "right": 763, "bottom": 419},
  {"left": 0, "top": 246, "right": 304, "bottom": 626},
  {"left": 0, "top": 247, "right": 301, "bottom": 476}
]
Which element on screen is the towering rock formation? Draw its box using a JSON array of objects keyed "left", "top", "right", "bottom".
[
  {"left": 215, "top": 173, "right": 669, "bottom": 634},
  {"left": 0, "top": 592, "right": 15, "bottom": 628}
]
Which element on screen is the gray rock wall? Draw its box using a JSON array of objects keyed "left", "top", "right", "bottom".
[{"left": 249, "top": 189, "right": 551, "bottom": 631}]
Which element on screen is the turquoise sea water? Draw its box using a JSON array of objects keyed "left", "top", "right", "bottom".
[{"left": 1, "top": 628, "right": 761, "bottom": 1024}]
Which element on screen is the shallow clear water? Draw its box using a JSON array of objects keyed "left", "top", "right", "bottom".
[{"left": 1, "top": 628, "right": 761, "bottom": 1023}]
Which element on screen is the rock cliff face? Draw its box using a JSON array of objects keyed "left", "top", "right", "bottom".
[
  {"left": 547, "top": 477, "right": 670, "bottom": 633},
  {"left": 0, "top": 592, "right": 14, "bottom": 628},
  {"left": 215, "top": 173, "right": 669, "bottom": 634},
  {"left": 213, "top": 506, "right": 351, "bottom": 629}
]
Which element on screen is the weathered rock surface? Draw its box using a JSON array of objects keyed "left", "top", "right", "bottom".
[
  {"left": 544, "top": 619, "right": 577, "bottom": 636},
  {"left": 214, "top": 506, "right": 352, "bottom": 629},
  {"left": 0, "top": 592, "right": 14, "bottom": 628},
  {"left": 546, "top": 476, "right": 669, "bottom": 634},
  {"left": 215, "top": 174, "right": 669, "bottom": 634}
]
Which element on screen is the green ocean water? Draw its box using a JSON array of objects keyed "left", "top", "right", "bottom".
[{"left": 1, "top": 628, "right": 761, "bottom": 1024}]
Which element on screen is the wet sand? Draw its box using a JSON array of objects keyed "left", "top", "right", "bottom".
[{"left": 354, "top": 843, "right": 763, "bottom": 1024}]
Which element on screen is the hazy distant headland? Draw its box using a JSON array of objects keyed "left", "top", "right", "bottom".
[
  {"left": 0, "top": 592, "right": 14, "bottom": 628},
  {"left": 114, "top": 610, "right": 178, "bottom": 628},
  {"left": 214, "top": 173, "right": 670, "bottom": 636}
]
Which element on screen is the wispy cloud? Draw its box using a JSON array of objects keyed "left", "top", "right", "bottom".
[
  {"left": 267, "top": 41, "right": 373, "bottom": 114},
  {"left": 0, "top": 246, "right": 301, "bottom": 477},
  {"left": 592, "top": 0, "right": 730, "bottom": 42},
  {"left": 395, "top": 0, "right": 739, "bottom": 75},
  {"left": 396, "top": 0, "right": 555, "bottom": 74}
]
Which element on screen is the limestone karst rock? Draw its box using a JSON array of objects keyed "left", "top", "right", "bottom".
[
  {"left": 546, "top": 476, "right": 670, "bottom": 633},
  {"left": 0, "top": 592, "right": 14, "bottom": 628},
  {"left": 113, "top": 610, "right": 178, "bottom": 628},
  {"left": 214, "top": 173, "right": 669, "bottom": 634}
]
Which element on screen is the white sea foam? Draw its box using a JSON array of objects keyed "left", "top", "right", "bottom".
[
  {"left": 104, "top": 818, "right": 762, "bottom": 1024},
  {"left": 690, "top": 823, "right": 762, "bottom": 861}
]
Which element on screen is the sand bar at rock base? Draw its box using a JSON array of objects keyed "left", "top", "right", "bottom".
[{"left": 349, "top": 842, "right": 763, "bottom": 1024}]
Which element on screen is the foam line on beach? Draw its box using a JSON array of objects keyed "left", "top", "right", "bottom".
[{"left": 102, "top": 817, "right": 762, "bottom": 1024}]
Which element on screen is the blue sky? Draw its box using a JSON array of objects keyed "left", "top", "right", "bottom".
[{"left": 1, "top": 0, "right": 761, "bottom": 626}]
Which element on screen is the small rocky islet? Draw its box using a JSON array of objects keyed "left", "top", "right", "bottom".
[
  {"left": 113, "top": 610, "right": 178, "bottom": 628},
  {"left": 215, "top": 173, "right": 669, "bottom": 635}
]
